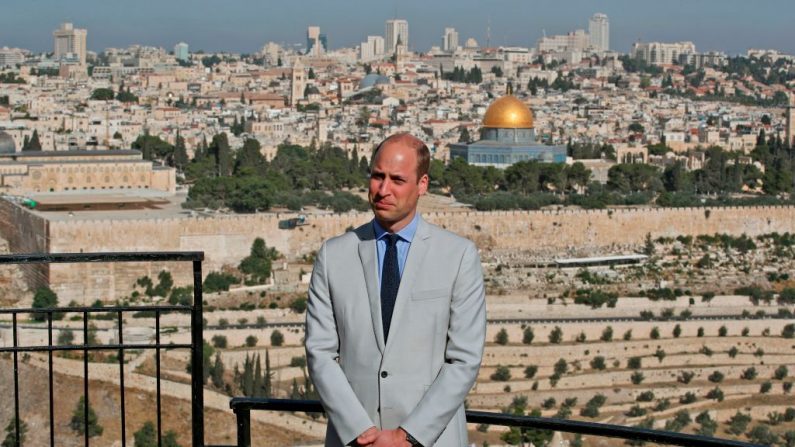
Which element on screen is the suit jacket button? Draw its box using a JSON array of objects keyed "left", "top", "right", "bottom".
[{"left": 380, "top": 371, "right": 388, "bottom": 378}]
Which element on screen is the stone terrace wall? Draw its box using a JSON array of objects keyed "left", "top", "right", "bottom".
[
  {"left": 0, "top": 199, "right": 49, "bottom": 290},
  {"left": 32, "top": 205, "right": 795, "bottom": 302}
]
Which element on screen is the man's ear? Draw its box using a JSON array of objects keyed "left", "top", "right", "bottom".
[{"left": 418, "top": 174, "right": 429, "bottom": 195}]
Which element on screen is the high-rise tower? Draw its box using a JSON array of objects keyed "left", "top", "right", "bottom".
[
  {"left": 53, "top": 22, "right": 87, "bottom": 65},
  {"left": 442, "top": 27, "right": 459, "bottom": 53},
  {"left": 588, "top": 13, "right": 609, "bottom": 52},
  {"left": 385, "top": 19, "right": 409, "bottom": 54}
]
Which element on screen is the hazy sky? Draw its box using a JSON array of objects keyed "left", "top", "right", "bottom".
[{"left": 2, "top": 0, "right": 794, "bottom": 55}]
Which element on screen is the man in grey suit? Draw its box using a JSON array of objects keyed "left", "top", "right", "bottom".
[{"left": 306, "top": 133, "right": 486, "bottom": 447}]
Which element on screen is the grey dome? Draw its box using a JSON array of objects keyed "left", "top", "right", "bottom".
[
  {"left": 0, "top": 132, "right": 15, "bottom": 154},
  {"left": 358, "top": 73, "right": 390, "bottom": 90}
]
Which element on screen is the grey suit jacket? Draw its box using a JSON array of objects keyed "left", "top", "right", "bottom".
[{"left": 305, "top": 216, "right": 486, "bottom": 447}]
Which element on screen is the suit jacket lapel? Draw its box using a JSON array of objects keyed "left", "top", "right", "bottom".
[
  {"left": 383, "top": 216, "right": 431, "bottom": 357},
  {"left": 358, "top": 223, "right": 386, "bottom": 354}
]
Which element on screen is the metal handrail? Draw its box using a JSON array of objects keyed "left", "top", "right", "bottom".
[
  {"left": 0, "top": 251, "right": 204, "bottom": 447},
  {"left": 229, "top": 397, "right": 764, "bottom": 447}
]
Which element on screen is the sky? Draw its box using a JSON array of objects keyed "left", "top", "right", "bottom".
[{"left": 1, "top": 0, "right": 794, "bottom": 56}]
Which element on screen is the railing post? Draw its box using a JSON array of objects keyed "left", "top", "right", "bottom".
[
  {"left": 191, "top": 259, "right": 205, "bottom": 447},
  {"left": 235, "top": 408, "right": 251, "bottom": 447}
]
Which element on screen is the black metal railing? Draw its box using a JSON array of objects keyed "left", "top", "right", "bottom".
[
  {"left": 0, "top": 252, "right": 204, "bottom": 447},
  {"left": 228, "top": 398, "right": 764, "bottom": 447}
]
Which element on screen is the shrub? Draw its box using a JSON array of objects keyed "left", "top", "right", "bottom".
[
  {"left": 664, "top": 410, "right": 691, "bottom": 432},
  {"left": 672, "top": 324, "right": 682, "bottom": 338},
  {"left": 495, "top": 328, "right": 509, "bottom": 345},
  {"left": 654, "top": 348, "right": 666, "bottom": 363},
  {"left": 211, "top": 335, "right": 228, "bottom": 349},
  {"left": 554, "top": 359, "right": 568, "bottom": 376},
  {"left": 718, "top": 325, "right": 728, "bottom": 337},
  {"left": 695, "top": 411, "right": 717, "bottom": 436},
  {"left": 747, "top": 425, "right": 779, "bottom": 445},
  {"left": 728, "top": 346, "right": 739, "bottom": 358},
  {"left": 650, "top": 327, "right": 660, "bottom": 339},
  {"left": 741, "top": 367, "right": 758, "bottom": 380},
  {"left": 522, "top": 326, "right": 534, "bottom": 344},
  {"left": 203, "top": 272, "right": 239, "bottom": 293},
  {"left": 705, "top": 387, "right": 724, "bottom": 402},
  {"left": 289, "top": 356, "right": 306, "bottom": 368},
  {"left": 600, "top": 326, "right": 613, "bottom": 342},
  {"left": 760, "top": 381, "right": 772, "bottom": 393},
  {"left": 548, "top": 326, "right": 563, "bottom": 344},
  {"left": 491, "top": 365, "right": 511, "bottom": 381},
  {"left": 774, "top": 365, "right": 788, "bottom": 380},
  {"left": 636, "top": 391, "right": 655, "bottom": 402},
  {"left": 542, "top": 397, "right": 556, "bottom": 409},
  {"left": 697, "top": 327, "right": 704, "bottom": 337},
  {"left": 726, "top": 411, "right": 751, "bottom": 435},
  {"left": 31, "top": 287, "right": 62, "bottom": 321},
  {"left": 653, "top": 399, "right": 671, "bottom": 412},
  {"left": 524, "top": 365, "right": 538, "bottom": 379},
  {"left": 289, "top": 298, "right": 307, "bottom": 313},
  {"left": 270, "top": 330, "right": 284, "bottom": 346},
  {"left": 625, "top": 405, "right": 647, "bottom": 417},
  {"left": 679, "top": 392, "right": 697, "bottom": 404},
  {"left": 623, "top": 329, "right": 632, "bottom": 341},
  {"left": 708, "top": 371, "right": 724, "bottom": 383},
  {"left": 590, "top": 356, "right": 606, "bottom": 370},
  {"left": 783, "top": 324, "right": 795, "bottom": 339},
  {"left": 631, "top": 371, "right": 645, "bottom": 384},
  {"left": 627, "top": 356, "right": 642, "bottom": 369},
  {"left": 70, "top": 396, "right": 103, "bottom": 437},
  {"left": 245, "top": 335, "right": 258, "bottom": 347}
]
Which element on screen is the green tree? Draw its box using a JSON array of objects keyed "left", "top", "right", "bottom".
[
  {"left": 210, "top": 133, "right": 233, "bottom": 176},
  {"left": 70, "top": 396, "right": 103, "bottom": 437},
  {"left": 239, "top": 238, "right": 279, "bottom": 284},
  {"left": 1, "top": 417, "right": 27, "bottom": 447},
  {"left": 90, "top": 88, "right": 114, "bottom": 101},
  {"left": 174, "top": 131, "right": 189, "bottom": 171},
  {"left": 31, "top": 287, "right": 61, "bottom": 321},
  {"left": 22, "top": 130, "right": 42, "bottom": 151},
  {"left": 522, "top": 326, "right": 534, "bottom": 344},
  {"left": 495, "top": 328, "right": 509, "bottom": 345},
  {"left": 548, "top": 326, "right": 563, "bottom": 344},
  {"left": 270, "top": 330, "right": 284, "bottom": 347},
  {"left": 186, "top": 340, "right": 214, "bottom": 384},
  {"left": 490, "top": 365, "right": 511, "bottom": 381},
  {"left": 211, "top": 353, "right": 225, "bottom": 388}
]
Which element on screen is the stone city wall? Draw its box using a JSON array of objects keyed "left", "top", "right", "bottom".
[
  {"left": 10, "top": 204, "right": 795, "bottom": 302},
  {"left": 0, "top": 199, "right": 49, "bottom": 290}
]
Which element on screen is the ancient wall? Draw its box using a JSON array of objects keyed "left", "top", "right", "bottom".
[
  {"left": 33, "top": 205, "right": 795, "bottom": 302},
  {"left": 0, "top": 200, "right": 49, "bottom": 290}
]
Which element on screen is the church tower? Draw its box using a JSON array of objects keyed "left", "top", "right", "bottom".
[
  {"left": 290, "top": 58, "right": 305, "bottom": 107},
  {"left": 786, "top": 92, "right": 794, "bottom": 148}
]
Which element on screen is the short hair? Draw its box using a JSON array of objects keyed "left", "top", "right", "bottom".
[{"left": 372, "top": 132, "right": 431, "bottom": 179}]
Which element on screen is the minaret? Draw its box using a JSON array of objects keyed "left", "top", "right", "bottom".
[{"left": 290, "top": 58, "right": 305, "bottom": 107}]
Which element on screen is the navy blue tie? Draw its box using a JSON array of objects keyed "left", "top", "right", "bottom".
[{"left": 381, "top": 234, "right": 400, "bottom": 342}]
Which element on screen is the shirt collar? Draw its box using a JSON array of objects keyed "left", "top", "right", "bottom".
[{"left": 373, "top": 213, "right": 420, "bottom": 244}]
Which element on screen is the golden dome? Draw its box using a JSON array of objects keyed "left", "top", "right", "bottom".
[{"left": 482, "top": 95, "right": 534, "bottom": 129}]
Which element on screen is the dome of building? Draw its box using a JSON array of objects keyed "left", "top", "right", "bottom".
[
  {"left": 0, "top": 131, "right": 15, "bottom": 154},
  {"left": 482, "top": 95, "right": 534, "bottom": 129},
  {"left": 358, "top": 73, "right": 390, "bottom": 90},
  {"left": 465, "top": 38, "right": 479, "bottom": 49}
]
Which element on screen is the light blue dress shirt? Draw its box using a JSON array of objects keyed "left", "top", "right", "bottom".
[{"left": 373, "top": 213, "right": 419, "bottom": 288}]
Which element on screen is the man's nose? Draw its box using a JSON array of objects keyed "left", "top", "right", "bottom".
[{"left": 378, "top": 178, "right": 390, "bottom": 195}]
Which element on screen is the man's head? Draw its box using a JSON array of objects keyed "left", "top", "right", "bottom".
[{"left": 368, "top": 133, "right": 430, "bottom": 232}]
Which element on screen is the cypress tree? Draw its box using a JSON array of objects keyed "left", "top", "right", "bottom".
[{"left": 253, "top": 354, "right": 263, "bottom": 397}]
